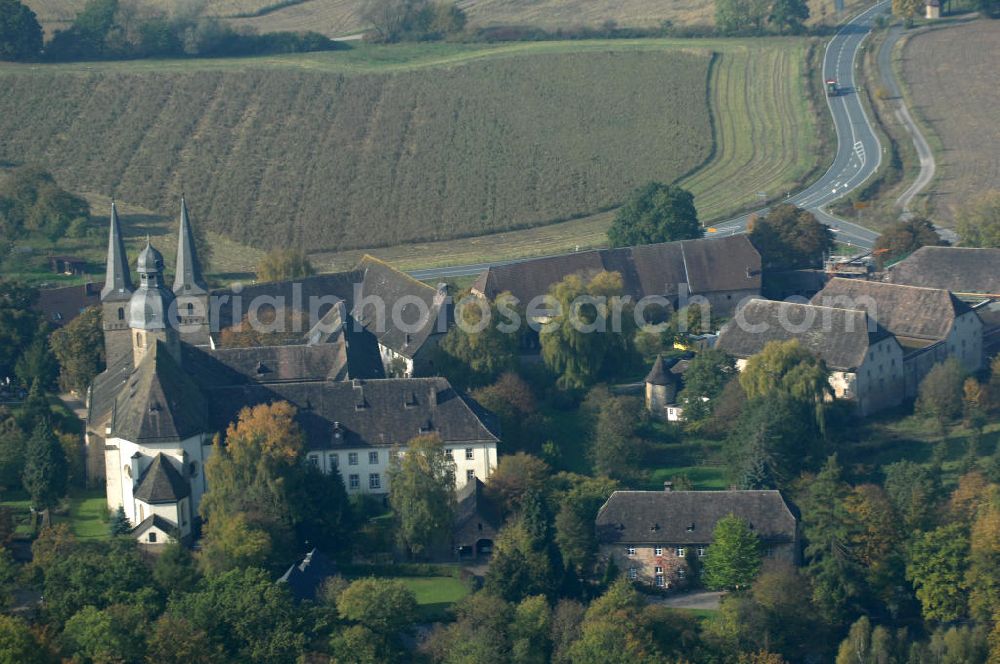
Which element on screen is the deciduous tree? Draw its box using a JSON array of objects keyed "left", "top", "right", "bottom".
[
  {"left": 703, "top": 514, "right": 762, "bottom": 591},
  {"left": 607, "top": 181, "right": 700, "bottom": 247},
  {"left": 336, "top": 577, "right": 418, "bottom": 635},
  {"left": 957, "top": 190, "right": 1000, "bottom": 248},
  {"left": 916, "top": 358, "right": 966, "bottom": 433},
  {"left": 540, "top": 272, "right": 636, "bottom": 389},
  {"left": 437, "top": 296, "right": 519, "bottom": 389},
  {"left": 255, "top": 248, "right": 315, "bottom": 283},
  {"left": 0, "top": 0, "right": 42, "bottom": 60},
  {"left": 873, "top": 217, "right": 945, "bottom": 267},
  {"left": 906, "top": 523, "right": 970, "bottom": 623},
  {"left": 50, "top": 306, "right": 105, "bottom": 394},
  {"left": 748, "top": 204, "right": 833, "bottom": 270},
  {"left": 677, "top": 348, "right": 736, "bottom": 423},
  {"left": 388, "top": 434, "right": 456, "bottom": 557}
]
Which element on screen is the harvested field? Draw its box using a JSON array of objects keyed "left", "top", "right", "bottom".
[
  {"left": 0, "top": 44, "right": 712, "bottom": 252},
  {"left": 0, "top": 37, "right": 819, "bottom": 264},
  {"left": 25, "top": 0, "right": 863, "bottom": 38},
  {"left": 900, "top": 20, "right": 1000, "bottom": 224}
]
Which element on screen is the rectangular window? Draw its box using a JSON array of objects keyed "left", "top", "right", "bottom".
[
  {"left": 655, "top": 566, "right": 663, "bottom": 574},
  {"left": 368, "top": 451, "right": 379, "bottom": 465},
  {"left": 349, "top": 474, "right": 359, "bottom": 490},
  {"left": 465, "top": 448, "right": 474, "bottom": 460},
  {"left": 466, "top": 469, "right": 476, "bottom": 482},
  {"left": 446, "top": 448, "right": 453, "bottom": 458},
  {"left": 369, "top": 473, "right": 381, "bottom": 490},
  {"left": 655, "top": 575, "right": 665, "bottom": 587},
  {"left": 307, "top": 454, "right": 319, "bottom": 467},
  {"left": 348, "top": 452, "right": 358, "bottom": 466},
  {"left": 697, "top": 546, "right": 706, "bottom": 557},
  {"left": 330, "top": 453, "right": 339, "bottom": 468},
  {"left": 654, "top": 546, "right": 663, "bottom": 556},
  {"left": 678, "top": 568, "right": 686, "bottom": 579},
  {"left": 626, "top": 546, "right": 636, "bottom": 556},
  {"left": 676, "top": 547, "right": 686, "bottom": 558},
  {"left": 627, "top": 568, "right": 637, "bottom": 580}
]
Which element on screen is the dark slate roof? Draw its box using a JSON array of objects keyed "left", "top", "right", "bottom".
[
  {"left": 205, "top": 377, "right": 499, "bottom": 450},
  {"left": 454, "top": 478, "right": 502, "bottom": 534},
  {"left": 645, "top": 355, "right": 679, "bottom": 386},
  {"left": 596, "top": 490, "right": 798, "bottom": 545},
  {"left": 354, "top": 256, "right": 448, "bottom": 359},
  {"left": 715, "top": 299, "right": 894, "bottom": 371},
  {"left": 210, "top": 257, "right": 447, "bottom": 358},
  {"left": 131, "top": 513, "right": 177, "bottom": 537},
  {"left": 471, "top": 235, "right": 761, "bottom": 304},
  {"left": 210, "top": 271, "right": 360, "bottom": 331},
  {"left": 185, "top": 339, "right": 383, "bottom": 388},
  {"left": 278, "top": 549, "right": 337, "bottom": 602},
  {"left": 812, "top": 278, "right": 974, "bottom": 342},
  {"left": 35, "top": 283, "right": 101, "bottom": 326},
  {"left": 887, "top": 246, "right": 1000, "bottom": 297},
  {"left": 134, "top": 454, "right": 190, "bottom": 504},
  {"left": 88, "top": 351, "right": 136, "bottom": 429},
  {"left": 109, "top": 341, "right": 209, "bottom": 443}
]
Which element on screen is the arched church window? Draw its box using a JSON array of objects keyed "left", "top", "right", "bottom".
[
  {"left": 124, "top": 465, "right": 131, "bottom": 478},
  {"left": 136, "top": 333, "right": 143, "bottom": 348},
  {"left": 118, "top": 307, "right": 124, "bottom": 321},
  {"left": 189, "top": 461, "right": 198, "bottom": 478},
  {"left": 186, "top": 302, "right": 194, "bottom": 315}
]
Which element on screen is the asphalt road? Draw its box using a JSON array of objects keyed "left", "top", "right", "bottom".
[{"left": 410, "top": 2, "right": 891, "bottom": 282}]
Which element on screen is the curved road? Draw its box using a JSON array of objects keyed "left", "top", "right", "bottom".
[{"left": 410, "top": 3, "right": 890, "bottom": 281}]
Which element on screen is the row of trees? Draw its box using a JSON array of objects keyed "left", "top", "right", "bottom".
[
  {"left": 715, "top": 0, "right": 811, "bottom": 34},
  {"left": 0, "top": 0, "right": 338, "bottom": 62}
]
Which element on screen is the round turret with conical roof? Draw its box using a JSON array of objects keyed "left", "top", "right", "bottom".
[{"left": 645, "top": 354, "right": 680, "bottom": 414}]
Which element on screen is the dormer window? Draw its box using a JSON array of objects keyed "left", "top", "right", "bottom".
[
  {"left": 419, "top": 419, "right": 434, "bottom": 433},
  {"left": 686, "top": 522, "right": 696, "bottom": 532},
  {"left": 650, "top": 523, "right": 660, "bottom": 532}
]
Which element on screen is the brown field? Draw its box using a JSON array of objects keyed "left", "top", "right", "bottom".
[
  {"left": 900, "top": 20, "right": 1000, "bottom": 224},
  {"left": 26, "top": 0, "right": 862, "bottom": 38}
]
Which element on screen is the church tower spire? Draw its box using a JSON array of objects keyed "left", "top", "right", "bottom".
[
  {"left": 102, "top": 199, "right": 133, "bottom": 301},
  {"left": 101, "top": 200, "right": 136, "bottom": 368},
  {"left": 173, "top": 196, "right": 207, "bottom": 296},
  {"left": 172, "top": 196, "right": 211, "bottom": 345}
]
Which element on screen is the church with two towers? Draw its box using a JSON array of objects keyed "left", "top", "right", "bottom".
[{"left": 86, "top": 201, "right": 499, "bottom": 544}]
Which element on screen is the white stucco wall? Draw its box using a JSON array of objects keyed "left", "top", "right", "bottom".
[{"left": 306, "top": 441, "right": 498, "bottom": 495}]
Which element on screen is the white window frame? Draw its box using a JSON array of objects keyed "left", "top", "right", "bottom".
[
  {"left": 466, "top": 469, "right": 476, "bottom": 482},
  {"left": 348, "top": 474, "right": 359, "bottom": 490},
  {"left": 369, "top": 473, "right": 381, "bottom": 490},
  {"left": 676, "top": 547, "right": 686, "bottom": 558},
  {"left": 627, "top": 567, "right": 637, "bottom": 580},
  {"left": 348, "top": 452, "right": 358, "bottom": 466},
  {"left": 626, "top": 546, "right": 636, "bottom": 556},
  {"left": 654, "top": 546, "right": 663, "bottom": 556},
  {"left": 368, "top": 451, "right": 379, "bottom": 465},
  {"left": 465, "top": 447, "right": 474, "bottom": 460}
]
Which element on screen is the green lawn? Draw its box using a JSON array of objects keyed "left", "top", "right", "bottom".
[
  {"left": 398, "top": 576, "right": 471, "bottom": 606},
  {"left": 60, "top": 489, "right": 110, "bottom": 539},
  {"left": 0, "top": 489, "right": 108, "bottom": 540},
  {"left": 646, "top": 466, "right": 728, "bottom": 491}
]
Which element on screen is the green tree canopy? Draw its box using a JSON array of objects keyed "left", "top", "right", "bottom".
[
  {"left": 388, "top": 433, "right": 456, "bottom": 557},
  {"left": 801, "top": 455, "right": 865, "bottom": 626},
  {"left": 702, "top": 514, "right": 762, "bottom": 590},
  {"left": 21, "top": 419, "right": 67, "bottom": 511},
  {"left": 748, "top": 204, "right": 834, "bottom": 270},
  {"left": 255, "top": 248, "right": 315, "bottom": 283},
  {"left": 0, "top": 614, "right": 48, "bottom": 664},
  {"left": 873, "top": 217, "right": 946, "bottom": 268},
  {"left": 768, "top": 0, "right": 810, "bottom": 32},
  {"left": 199, "top": 401, "right": 305, "bottom": 571},
  {"left": 50, "top": 306, "right": 105, "bottom": 394},
  {"left": 906, "top": 524, "right": 970, "bottom": 623},
  {"left": 677, "top": 348, "right": 736, "bottom": 423},
  {"left": 0, "top": 0, "right": 42, "bottom": 61},
  {"left": 436, "top": 294, "right": 519, "bottom": 389},
  {"left": 916, "top": 358, "right": 967, "bottom": 432},
  {"left": 336, "top": 577, "right": 418, "bottom": 635},
  {"left": 740, "top": 339, "right": 831, "bottom": 432},
  {"left": 540, "top": 271, "right": 636, "bottom": 389},
  {"left": 957, "top": 191, "right": 1000, "bottom": 248},
  {"left": 0, "top": 167, "right": 89, "bottom": 241},
  {"left": 589, "top": 395, "right": 644, "bottom": 481},
  {"left": 607, "top": 181, "right": 700, "bottom": 247},
  {"left": 725, "top": 392, "right": 819, "bottom": 489}
]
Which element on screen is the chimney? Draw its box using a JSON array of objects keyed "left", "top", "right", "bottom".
[{"left": 663, "top": 481, "right": 673, "bottom": 492}]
